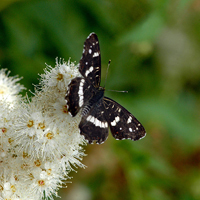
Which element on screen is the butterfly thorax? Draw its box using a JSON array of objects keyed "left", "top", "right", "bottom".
[
  {"left": 81, "top": 87, "right": 104, "bottom": 116},
  {"left": 91, "top": 86, "right": 104, "bottom": 104}
]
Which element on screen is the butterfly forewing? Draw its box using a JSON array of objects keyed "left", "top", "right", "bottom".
[
  {"left": 79, "top": 33, "right": 101, "bottom": 88},
  {"left": 65, "top": 77, "right": 95, "bottom": 116},
  {"left": 103, "top": 97, "right": 146, "bottom": 141}
]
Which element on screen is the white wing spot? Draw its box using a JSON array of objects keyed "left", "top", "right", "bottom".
[
  {"left": 127, "top": 116, "right": 132, "bottom": 124},
  {"left": 93, "top": 52, "right": 99, "bottom": 57},
  {"left": 115, "top": 116, "right": 120, "bottom": 122},
  {"left": 85, "top": 70, "right": 89, "bottom": 77},
  {"left": 89, "top": 49, "right": 92, "bottom": 54},
  {"left": 111, "top": 116, "right": 120, "bottom": 126},
  {"left": 87, "top": 115, "right": 108, "bottom": 128},
  {"left": 105, "top": 122, "right": 108, "bottom": 128},
  {"left": 86, "top": 115, "right": 92, "bottom": 121},
  {"left": 129, "top": 128, "right": 133, "bottom": 132},
  {"left": 85, "top": 66, "right": 94, "bottom": 77},
  {"left": 79, "top": 99, "right": 83, "bottom": 107},
  {"left": 78, "top": 86, "right": 83, "bottom": 95},
  {"left": 90, "top": 116, "right": 95, "bottom": 123},
  {"left": 95, "top": 119, "right": 101, "bottom": 127},
  {"left": 78, "top": 79, "right": 85, "bottom": 107},
  {"left": 111, "top": 120, "right": 116, "bottom": 126}
]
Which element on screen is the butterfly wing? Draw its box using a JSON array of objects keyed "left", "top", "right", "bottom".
[
  {"left": 79, "top": 99, "right": 109, "bottom": 144},
  {"left": 103, "top": 97, "right": 146, "bottom": 141},
  {"left": 79, "top": 33, "right": 101, "bottom": 88},
  {"left": 66, "top": 33, "right": 100, "bottom": 117},
  {"left": 65, "top": 77, "right": 95, "bottom": 117}
]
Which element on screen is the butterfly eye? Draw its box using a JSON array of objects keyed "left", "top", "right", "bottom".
[{"left": 99, "top": 87, "right": 105, "bottom": 91}]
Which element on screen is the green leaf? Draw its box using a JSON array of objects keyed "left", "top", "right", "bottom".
[{"left": 119, "top": 12, "right": 165, "bottom": 44}]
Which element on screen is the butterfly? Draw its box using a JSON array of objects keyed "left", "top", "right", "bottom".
[{"left": 65, "top": 33, "right": 146, "bottom": 144}]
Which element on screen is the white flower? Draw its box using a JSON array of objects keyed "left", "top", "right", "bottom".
[
  {"left": 0, "top": 69, "right": 25, "bottom": 108},
  {"left": 41, "top": 58, "right": 79, "bottom": 90},
  {"left": 0, "top": 59, "right": 86, "bottom": 200}
]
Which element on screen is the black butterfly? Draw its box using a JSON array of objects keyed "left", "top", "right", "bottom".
[{"left": 65, "top": 33, "right": 146, "bottom": 144}]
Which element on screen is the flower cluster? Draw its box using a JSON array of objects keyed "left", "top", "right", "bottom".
[{"left": 0, "top": 59, "right": 86, "bottom": 200}]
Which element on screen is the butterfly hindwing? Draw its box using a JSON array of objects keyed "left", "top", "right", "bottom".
[
  {"left": 79, "top": 99, "right": 109, "bottom": 144},
  {"left": 103, "top": 97, "right": 146, "bottom": 141},
  {"left": 79, "top": 33, "right": 101, "bottom": 88}
]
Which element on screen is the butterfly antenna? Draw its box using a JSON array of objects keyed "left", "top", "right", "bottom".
[
  {"left": 108, "top": 89, "right": 128, "bottom": 93},
  {"left": 104, "top": 60, "right": 128, "bottom": 93},
  {"left": 104, "top": 60, "right": 111, "bottom": 88}
]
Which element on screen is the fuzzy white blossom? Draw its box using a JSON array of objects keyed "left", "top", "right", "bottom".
[
  {"left": 0, "top": 59, "right": 86, "bottom": 200},
  {"left": 0, "top": 69, "right": 25, "bottom": 108}
]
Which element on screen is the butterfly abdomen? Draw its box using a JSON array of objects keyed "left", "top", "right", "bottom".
[{"left": 82, "top": 104, "right": 91, "bottom": 116}]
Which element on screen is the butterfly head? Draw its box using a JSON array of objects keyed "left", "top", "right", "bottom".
[{"left": 99, "top": 86, "right": 105, "bottom": 92}]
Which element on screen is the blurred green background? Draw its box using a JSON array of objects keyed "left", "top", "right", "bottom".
[{"left": 1, "top": 0, "right": 200, "bottom": 199}]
